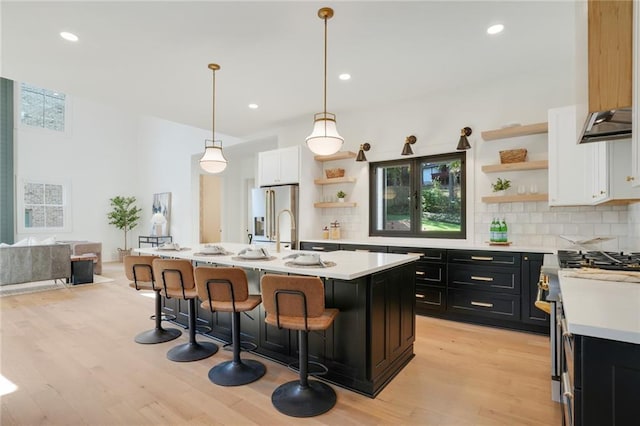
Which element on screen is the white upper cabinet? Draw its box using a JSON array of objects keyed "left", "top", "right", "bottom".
[
  {"left": 258, "top": 146, "right": 300, "bottom": 187},
  {"left": 632, "top": 2, "right": 640, "bottom": 187},
  {"left": 548, "top": 105, "right": 591, "bottom": 206},
  {"left": 593, "top": 140, "right": 640, "bottom": 203}
]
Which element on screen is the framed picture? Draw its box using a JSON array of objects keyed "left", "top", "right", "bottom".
[{"left": 151, "top": 192, "right": 171, "bottom": 236}]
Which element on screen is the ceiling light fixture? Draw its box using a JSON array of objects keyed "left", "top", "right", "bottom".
[
  {"left": 199, "top": 63, "right": 228, "bottom": 174},
  {"left": 339, "top": 73, "right": 351, "bottom": 81},
  {"left": 60, "top": 31, "right": 79, "bottom": 42},
  {"left": 306, "top": 7, "right": 344, "bottom": 156},
  {"left": 248, "top": 103, "right": 259, "bottom": 109},
  {"left": 356, "top": 142, "right": 371, "bottom": 162},
  {"left": 457, "top": 127, "right": 472, "bottom": 150},
  {"left": 487, "top": 24, "right": 504, "bottom": 35},
  {"left": 401, "top": 135, "right": 417, "bottom": 156}
]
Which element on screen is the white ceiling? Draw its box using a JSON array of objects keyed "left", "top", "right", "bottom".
[{"left": 1, "top": 1, "right": 575, "bottom": 140}]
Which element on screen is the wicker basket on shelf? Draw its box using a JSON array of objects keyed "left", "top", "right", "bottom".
[
  {"left": 499, "top": 149, "right": 527, "bottom": 164},
  {"left": 325, "top": 168, "right": 345, "bottom": 179}
]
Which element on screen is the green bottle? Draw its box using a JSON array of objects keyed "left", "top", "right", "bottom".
[
  {"left": 490, "top": 218, "right": 497, "bottom": 242},
  {"left": 500, "top": 218, "right": 508, "bottom": 242}
]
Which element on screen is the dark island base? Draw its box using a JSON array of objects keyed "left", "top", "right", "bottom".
[{"left": 161, "top": 262, "right": 417, "bottom": 398}]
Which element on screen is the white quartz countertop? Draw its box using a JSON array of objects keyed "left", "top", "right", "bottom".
[
  {"left": 301, "top": 238, "right": 552, "bottom": 254},
  {"left": 135, "top": 242, "right": 420, "bottom": 281},
  {"left": 558, "top": 269, "right": 640, "bottom": 344}
]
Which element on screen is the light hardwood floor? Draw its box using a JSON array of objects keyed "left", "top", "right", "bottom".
[{"left": 1, "top": 262, "right": 562, "bottom": 425}]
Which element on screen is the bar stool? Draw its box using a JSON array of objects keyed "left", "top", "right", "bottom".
[
  {"left": 152, "top": 258, "right": 218, "bottom": 362},
  {"left": 260, "top": 274, "right": 339, "bottom": 417},
  {"left": 195, "top": 266, "right": 266, "bottom": 386},
  {"left": 124, "top": 255, "right": 182, "bottom": 344}
]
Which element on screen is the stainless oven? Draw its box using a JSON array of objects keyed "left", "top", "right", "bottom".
[
  {"left": 558, "top": 298, "right": 575, "bottom": 426},
  {"left": 539, "top": 260, "right": 562, "bottom": 403}
]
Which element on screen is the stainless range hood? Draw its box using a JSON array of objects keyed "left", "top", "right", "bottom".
[{"left": 579, "top": 108, "right": 632, "bottom": 143}]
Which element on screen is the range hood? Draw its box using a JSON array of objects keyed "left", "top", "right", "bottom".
[
  {"left": 579, "top": 108, "right": 632, "bottom": 143},
  {"left": 577, "top": 0, "right": 633, "bottom": 144}
]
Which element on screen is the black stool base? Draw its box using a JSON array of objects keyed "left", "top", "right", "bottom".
[
  {"left": 167, "top": 341, "right": 218, "bottom": 362},
  {"left": 135, "top": 327, "right": 182, "bottom": 344},
  {"left": 271, "top": 380, "right": 336, "bottom": 417},
  {"left": 208, "top": 359, "right": 266, "bottom": 386}
]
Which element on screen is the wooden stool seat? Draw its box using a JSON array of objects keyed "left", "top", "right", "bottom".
[
  {"left": 153, "top": 259, "right": 218, "bottom": 362},
  {"left": 124, "top": 255, "right": 182, "bottom": 344},
  {"left": 195, "top": 267, "right": 266, "bottom": 387},
  {"left": 261, "top": 274, "right": 339, "bottom": 418}
]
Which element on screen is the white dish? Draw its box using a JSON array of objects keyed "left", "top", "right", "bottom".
[
  {"left": 201, "top": 246, "right": 225, "bottom": 254},
  {"left": 239, "top": 250, "right": 267, "bottom": 259},
  {"left": 293, "top": 255, "right": 321, "bottom": 265}
]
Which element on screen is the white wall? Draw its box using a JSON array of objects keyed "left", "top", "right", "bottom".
[{"left": 14, "top": 95, "right": 139, "bottom": 258}]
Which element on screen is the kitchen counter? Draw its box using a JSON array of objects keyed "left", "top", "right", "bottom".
[
  {"left": 558, "top": 270, "right": 640, "bottom": 344},
  {"left": 135, "top": 242, "right": 420, "bottom": 280},
  {"left": 301, "top": 238, "right": 552, "bottom": 254},
  {"left": 134, "top": 241, "right": 419, "bottom": 397}
]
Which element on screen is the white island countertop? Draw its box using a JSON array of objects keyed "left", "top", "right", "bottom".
[
  {"left": 135, "top": 242, "right": 420, "bottom": 281},
  {"left": 558, "top": 269, "right": 640, "bottom": 344}
]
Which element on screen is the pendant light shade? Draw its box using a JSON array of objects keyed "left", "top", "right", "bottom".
[
  {"left": 200, "top": 63, "right": 228, "bottom": 173},
  {"left": 200, "top": 140, "right": 228, "bottom": 173},
  {"left": 306, "top": 7, "right": 343, "bottom": 156},
  {"left": 457, "top": 127, "right": 472, "bottom": 150}
]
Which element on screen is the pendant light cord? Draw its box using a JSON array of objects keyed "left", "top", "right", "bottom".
[
  {"left": 212, "top": 68, "right": 216, "bottom": 139},
  {"left": 323, "top": 14, "right": 327, "bottom": 115}
]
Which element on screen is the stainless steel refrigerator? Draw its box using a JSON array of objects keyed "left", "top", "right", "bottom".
[{"left": 250, "top": 185, "right": 298, "bottom": 248}]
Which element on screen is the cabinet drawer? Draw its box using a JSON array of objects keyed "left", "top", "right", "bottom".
[
  {"left": 416, "top": 262, "right": 446, "bottom": 287},
  {"left": 448, "top": 265, "right": 520, "bottom": 294},
  {"left": 388, "top": 247, "right": 445, "bottom": 262},
  {"left": 299, "top": 242, "right": 339, "bottom": 252},
  {"left": 415, "top": 285, "right": 445, "bottom": 313},
  {"left": 447, "top": 250, "right": 520, "bottom": 267},
  {"left": 447, "top": 289, "right": 520, "bottom": 321}
]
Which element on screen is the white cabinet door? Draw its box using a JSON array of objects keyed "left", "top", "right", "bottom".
[
  {"left": 257, "top": 146, "right": 300, "bottom": 187},
  {"left": 589, "top": 142, "right": 609, "bottom": 203},
  {"left": 548, "top": 105, "right": 591, "bottom": 206},
  {"left": 258, "top": 150, "right": 282, "bottom": 187},
  {"left": 277, "top": 146, "right": 300, "bottom": 185},
  {"left": 609, "top": 140, "right": 640, "bottom": 200}
]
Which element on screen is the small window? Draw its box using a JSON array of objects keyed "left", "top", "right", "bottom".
[
  {"left": 18, "top": 179, "right": 70, "bottom": 233},
  {"left": 370, "top": 152, "right": 466, "bottom": 239},
  {"left": 20, "top": 83, "right": 66, "bottom": 132}
]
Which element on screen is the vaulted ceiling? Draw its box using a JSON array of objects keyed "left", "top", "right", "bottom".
[{"left": 1, "top": 1, "right": 575, "bottom": 139}]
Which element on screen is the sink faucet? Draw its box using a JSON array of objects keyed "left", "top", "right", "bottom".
[{"left": 276, "top": 209, "right": 296, "bottom": 253}]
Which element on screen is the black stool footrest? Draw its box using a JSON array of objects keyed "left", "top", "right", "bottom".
[
  {"left": 149, "top": 313, "right": 177, "bottom": 322},
  {"left": 287, "top": 360, "right": 329, "bottom": 377},
  {"left": 223, "top": 340, "right": 258, "bottom": 353},
  {"left": 195, "top": 325, "right": 212, "bottom": 334}
]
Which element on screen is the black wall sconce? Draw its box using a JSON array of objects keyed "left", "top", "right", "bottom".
[
  {"left": 401, "top": 135, "right": 417, "bottom": 156},
  {"left": 457, "top": 127, "right": 472, "bottom": 150},
  {"left": 356, "top": 143, "right": 371, "bottom": 162}
]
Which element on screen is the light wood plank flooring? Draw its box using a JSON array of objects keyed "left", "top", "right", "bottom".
[{"left": 1, "top": 262, "right": 562, "bottom": 425}]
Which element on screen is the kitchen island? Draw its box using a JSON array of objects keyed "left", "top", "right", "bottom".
[{"left": 135, "top": 243, "right": 420, "bottom": 397}]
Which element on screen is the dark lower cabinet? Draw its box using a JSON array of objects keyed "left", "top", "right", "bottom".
[
  {"left": 447, "top": 288, "right": 520, "bottom": 321},
  {"left": 567, "top": 335, "right": 640, "bottom": 426},
  {"left": 299, "top": 241, "right": 339, "bottom": 252},
  {"left": 521, "top": 253, "right": 549, "bottom": 326}
]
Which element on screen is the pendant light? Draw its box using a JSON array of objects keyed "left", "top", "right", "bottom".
[
  {"left": 306, "top": 7, "right": 344, "bottom": 156},
  {"left": 199, "top": 63, "right": 228, "bottom": 173}
]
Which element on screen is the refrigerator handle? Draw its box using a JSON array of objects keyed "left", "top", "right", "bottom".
[
  {"left": 265, "top": 190, "right": 271, "bottom": 239},
  {"left": 270, "top": 190, "right": 276, "bottom": 240}
]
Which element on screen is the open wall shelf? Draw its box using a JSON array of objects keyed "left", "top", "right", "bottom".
[
  {"left": 314, "top": 151, "right": 357, "bottom": 162},
  {"left": 314, "top": 202, "right": 357, "bottom": 208},
  {"left": 481, "top": 160, "right": 549, "bottom": 173},
  {"left": 481, "top": 193, "right": 549, "bottom": 203},
  {"left": 481, "top": 122, "right": 548, "bottom": 141},
  {"left": 314, "top": 176, "right": 357, "bottom": 185}
]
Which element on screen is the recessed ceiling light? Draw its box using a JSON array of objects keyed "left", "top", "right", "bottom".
[
  {"left": 339, "top": 73, "right": 351, "bottom": 81},
  {"left": 487, "top": 24, "right": 504, "bottom": 35},
  {"left": 60, "top": 31, "right": 79, "bottom": 42},
  {"left": 248, "top": 103, "right": 259, "bottom": 109}
]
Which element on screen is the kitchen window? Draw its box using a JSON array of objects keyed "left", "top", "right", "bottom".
[{"left": 369, "top": 152, "right": 466, "bottom": 239}]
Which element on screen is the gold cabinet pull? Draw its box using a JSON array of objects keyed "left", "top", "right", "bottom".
[
  {"left": 626, "top": 176, "right": 635, "bottom": 182},
  {"left": 355, "top": 249, "right": 370, "bottom": 252},
  {"left": 471, "top": 301, "right": 493, "bottom": 308},
  {"left": 416, "top": 271, "right": 426, "bottom": 276},
  {"left": 471, "top": 256, "right": 493, "bottom": 261},
  {"left": 471, "top": 275, "right": 493, "bottom": 282},
  {"left": 311, "top": 246, "right": 326, "bottom": 251},
  {"left": 416, "top": 294, "right": 425, "bottom": 299}
]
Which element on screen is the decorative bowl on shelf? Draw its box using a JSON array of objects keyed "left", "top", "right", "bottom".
[{"left": 325, "top": 168, "right": 345, "bottom": 178}]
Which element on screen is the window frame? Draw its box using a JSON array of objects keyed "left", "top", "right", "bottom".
[
  {"left": 369, "top": 151, "right": 467, "bottom": 239},
  {"left": 16, "top": 178, "right": 71, "bottom": 234},
  {"left": 15, "top": 82, "right": 71, "bottom": 135}
]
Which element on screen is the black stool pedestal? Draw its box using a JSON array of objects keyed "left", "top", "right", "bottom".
[
  {"left": 167, "top": 298, "right": 218, "bottom": 362},
  {"left": 272, "top": 380, "right": 337, "bottom": 417},
  {"left": 135, "top": 291, "right": 182, "bottom": 344}
]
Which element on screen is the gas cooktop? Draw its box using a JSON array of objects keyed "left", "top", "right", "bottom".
[{"left": 557, "top": 250, "right": 640, "bottom": 271}]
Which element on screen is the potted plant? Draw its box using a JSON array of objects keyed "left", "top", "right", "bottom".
[
  {"left": 491, "top": 177, "right": 511, "bottom": 195},
  {"left": 336, "top": 190, "right": 347, "bottom": 202},
  {"left": 107, "top": 196, "right": 142, "bottom": 261}
]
